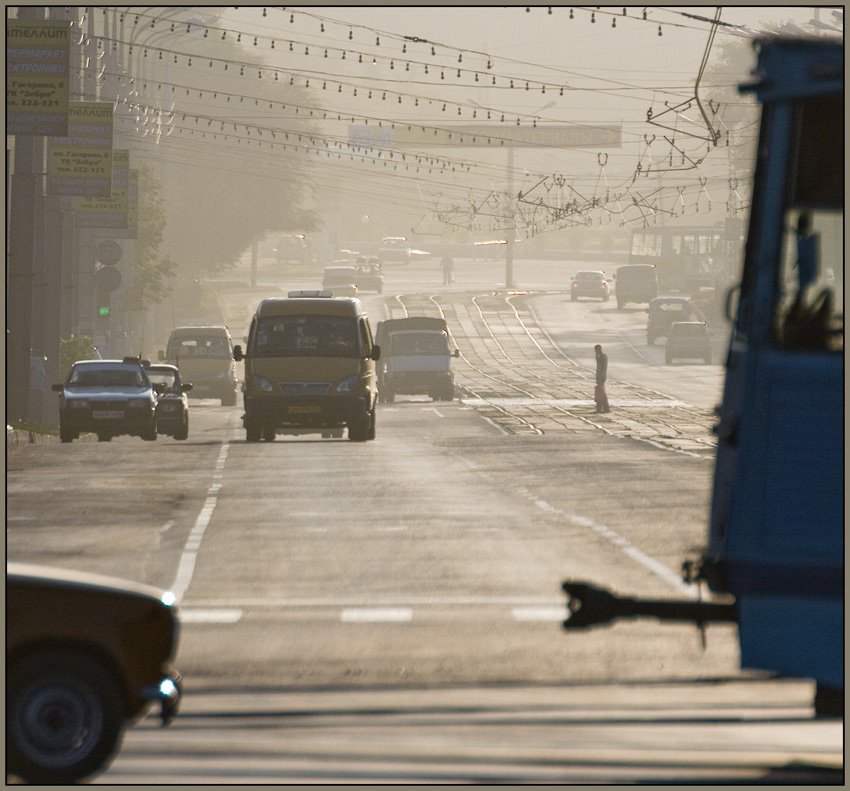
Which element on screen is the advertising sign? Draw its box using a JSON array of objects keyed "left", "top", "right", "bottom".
[
  {"left": 6, "top": 20, "right": 71, "bottom": 136},
  {"left": 75, "top": 149, "right": 129, "bottom": 228},
  {"left": 47, "top": 102, "right": 114, "bottom": 197}
]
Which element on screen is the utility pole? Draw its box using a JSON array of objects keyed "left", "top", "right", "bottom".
[
  {"left": 7, "top": 5, "right": 47, "bottom": 424},
  {"left": 505, "top": 146, "right": 515, "bottom": 290}
]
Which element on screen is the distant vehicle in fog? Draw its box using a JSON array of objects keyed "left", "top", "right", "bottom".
[
  {"left": 159, "top": 326, "right": 238, "bottom": 406},
  {"left": 322, "top": 266, "right": 359, "bottom": 297},
  {"left": 275, "top": 233, "right": 313, "bottom": 267},
  {"left": 614, "top": 264, "right": 658, "bottom": 308},
  {"left": 665, "top": 321, "right": 711, "bottom": 364},
  {"left": 377, "top": 236, "right": 412, "bottom": 264},
  {"left": 646, "top": 296, "right": 695, "bottom": 345},
  {"left": 570, "top": 270, "right": 610, "bottom": 302},
  {"left": 354, "top": 257, "right": 384, "bottom": 293}
]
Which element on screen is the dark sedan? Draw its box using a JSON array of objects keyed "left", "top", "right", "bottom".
[{"left": 6, "top": 563, "right": 182, "bottom": 784}]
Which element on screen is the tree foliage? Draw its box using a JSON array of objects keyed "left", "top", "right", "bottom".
[
  {"left": 126, "top": 164, "right": 176, "bottom": 309},
  {"left": 137, "top": 26, "right": 322, "bottom": 277}
]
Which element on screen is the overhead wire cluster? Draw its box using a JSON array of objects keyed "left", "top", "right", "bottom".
[{"left": 76, "top": 6, "right": 775, "bottom": 235}]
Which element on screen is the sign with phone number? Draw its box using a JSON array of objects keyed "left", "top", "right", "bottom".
[{"left": 6, "top": 20, "right": 71, "bottom": 136}]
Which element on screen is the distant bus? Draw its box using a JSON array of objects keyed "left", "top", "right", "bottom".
[{"left": 628, "top": 220, "right": 745, "bottom": 294}]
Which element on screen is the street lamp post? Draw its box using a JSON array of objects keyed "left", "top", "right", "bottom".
[{"left": 470, "top": 98, "right": 556, "bottom": 289}]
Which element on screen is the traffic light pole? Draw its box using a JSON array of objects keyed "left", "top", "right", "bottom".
[
  {"left": 505, "top": 145, "right": 515, "bottom": 290},
  {"left": 7, "top": 4, "right": 46, "bottom": 423}
]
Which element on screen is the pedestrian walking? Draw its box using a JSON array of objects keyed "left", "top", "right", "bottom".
[
  {"left": 594, "top": 344, "right": 610, "bottom": 413},
  {"left": 440, "top": 254, "right": 455, "bottom": 285}
]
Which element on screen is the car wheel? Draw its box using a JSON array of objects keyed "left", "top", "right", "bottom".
[
  {"left": 221, "top": 391, "right": 237, "bottom": 407},
  {"left": 141, "top": 420, "right": 157, "bottom": 441},
  {"left": 7, "top": 651, "right": 125, "bottom": 785},
  {"left": 96, "top": 434, "right": 112, "bottom": 442},
  {"left": 348, "top": 413, "right": 370, "bottom": 442},
  {"left": 368, "top": 409, "right": 376, "bottom": 441},
  {"left": 262, "top": 425, "right": 276, "bottom": 441},
  {"left": 245, "top": 419, "right": 261, "bottom": 442},
  {"left": 175, "top": 415, "right": 189, "bottom": 440},
  {"left": 59, "top": 425, "right": 75, "bottom": 443}
]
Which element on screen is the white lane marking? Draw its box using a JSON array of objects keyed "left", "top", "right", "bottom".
[
  {"left": 190, "top": 596, "right": 563, "bottom": 608},
  {"left": 424, "top": 407, "right": 445, "bottom": 417},
  {"left": 519, "top": 489, "right": 694, "bottom": 594},
  {"left": 512, "top": 607, "right": 566, "bottom": 621},
  {"left": 170, "top": 441, "right": 229, "bottom": 605},
  {"left": 341, "top": 607, "right": 413, "bottom": 623},
  {"left": 375, "top": 525, "right": 408, "bottom": 532},
  {"left": 180, "top": 608, "right": 243, "bottom": 623}
]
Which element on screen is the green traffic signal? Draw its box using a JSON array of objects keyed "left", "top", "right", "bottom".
[{"left": 98, "top": 306, "right": 110, "bottom": 317}]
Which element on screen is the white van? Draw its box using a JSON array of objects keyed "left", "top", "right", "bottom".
[{"left": 375, "top": 317, "right": 458, "bottom": 402}]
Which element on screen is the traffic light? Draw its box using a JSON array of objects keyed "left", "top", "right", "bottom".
[{"left": 96, "top": 289, "right": 111, "bottom": 321}]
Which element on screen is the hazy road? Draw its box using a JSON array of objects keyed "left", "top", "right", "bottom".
[{"left": 7, "top": 257, "right": 842, "bottom": 783}]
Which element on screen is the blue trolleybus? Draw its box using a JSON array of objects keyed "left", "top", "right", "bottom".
[{"left": 562, "top": 36, "right": 843, "bottom": 717}]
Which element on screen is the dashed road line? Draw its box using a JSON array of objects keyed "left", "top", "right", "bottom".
[
  {"left": 170, "top": 441, "right": 229, "bottom": 605},
  {"left": 341, "top": 607, "right": 413, "bottom": 623},
  {"left": 517, "top": 487, "right": 695, "bottom": 595}
]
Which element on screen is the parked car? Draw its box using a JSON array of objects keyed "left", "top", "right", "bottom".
[
  {"left": 6, "top": 563, "right": 182, "bottom": 784},
  {"left": 144, "top": 363, "right": 192, "bottom": 440},
  {"left": 354, "top": 257, "right": 384, "bottom": 293},
  {"left": 570, "top": 270, "right": 610, "bottom": 302},
  {"left": 646, "top": 296, "right": 695, "bottom": 345},
  {"left": 665, "top": 321, "right": 712, "bottom": 364},
  {"left": 614, "top": 264, "right": 658, "bottom": 308},
  {"left": 52, "top": 358, "right": 159, "bottom": 443}
]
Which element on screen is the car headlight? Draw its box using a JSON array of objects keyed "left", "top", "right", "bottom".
[
  {"left": 337, "top": 375, "right": 358, "bottom": 393},
  {"left": 252, "top": 375, "right": 274, "bottom": 392},
  {"left": 128, "top": 398, "right": 152, "bottom": 408},
  {"left": 69, "top": 399, "right": 89, "bottom": 409}
]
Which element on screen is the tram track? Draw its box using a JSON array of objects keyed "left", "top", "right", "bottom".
[{"left": 389, "top": 291, "right": 717, "bottom": 457}]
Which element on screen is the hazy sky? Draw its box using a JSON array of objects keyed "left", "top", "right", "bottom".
[{"left": 135, "top": 6, "right": 842, "bottom": 238}]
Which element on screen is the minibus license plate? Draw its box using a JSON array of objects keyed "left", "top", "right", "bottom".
[{"left": 289, "top": 405, "right": 321, "bottom": 414}]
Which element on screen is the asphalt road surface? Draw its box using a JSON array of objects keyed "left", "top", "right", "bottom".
[{"left": 7, "top": 257, "right": 843, "bottom": 783}]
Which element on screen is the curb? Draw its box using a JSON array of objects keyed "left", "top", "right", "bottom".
[{"left": 7, "top": 426, "right": 58, "bottom": 452}]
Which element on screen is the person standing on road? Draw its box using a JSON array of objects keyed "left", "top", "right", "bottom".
[
  {"left": 440, "top": 254, "right": 455, "bottom": 285},
  {"left": 594, "top": 344, "right": 610, "bottom": 413}
]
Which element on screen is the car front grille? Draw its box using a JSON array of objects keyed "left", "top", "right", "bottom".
[
  {"left": 278, "top": 382, "right": 331, "bottom": 396},
  {"left": 93, "top": 400, "right": 132, "bottom": 410}
]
